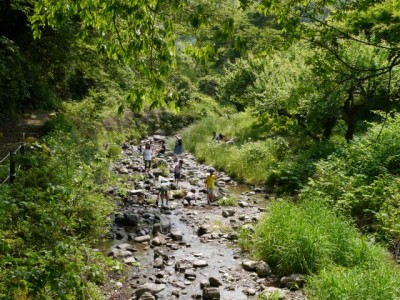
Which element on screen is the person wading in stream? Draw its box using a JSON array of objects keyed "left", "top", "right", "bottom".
[
  {"left": 205, "top": 168, "right": 217, "bottom": 204},
  {"left": 143, "top": 143, "right": 152, "bottom": 175},
  {"left": 174, "top": 134, "right": 183, "bottom": 156},
  {"left": 174, "top": 159, "right": 184, "bottom": 187},
  {"left": 158, "top": 178, "right": 170, "bottom": 207}
]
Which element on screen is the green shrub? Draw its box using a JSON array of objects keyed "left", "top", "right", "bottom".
[
  {"left": 300, "top": 117, "right": 400, "bottom": 241},
  {"left": 0, "top": 242, "right": 111, "bottom": 299},
  {"left": 107, "top": 143, "right": 121, "bottom": 159},
  {"left": 0, "top": 126, "right": 116, "bottom": 298},
  {"left": 267, "top": 140, "right": 338, "bottom": 194},
  {"left": 218, "top": 196, "right": 238, "bottom": 206},
  {"left": 253, "top": 199, "right": 386, "bottom": 276},
  {"left": 238, "top": 226, "right": 254, "bottom": 253},
  {"left": 306, "top": 262, "right": 400, "bottom": 300}
]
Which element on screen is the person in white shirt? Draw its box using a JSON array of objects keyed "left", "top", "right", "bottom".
[{"left": 143, "top": 143, "right": 152, "bottom": 174}]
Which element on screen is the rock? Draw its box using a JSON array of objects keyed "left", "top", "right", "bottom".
[
  {"left": 238, "top": 201, "right": 249, "bottom": 208},
  {"left": 134, "top": 235, "right": 151, "bottom": 243},
  {"left": 118, "top": 167, "right": 130, "bottom": 174},
  {"left": 138, "top": 291, "right": 156, "bottom": 300},
  {"left": 153, "top": 257, "right": 164, "bottom": 268},
  {"left": 151, "top": 236, "right": 162, "bottom": 246},
  {"left": 203, "top": 287, "right": 220, "bottom": 300},
  {"left": 227, "top": 232, "right": 238, "bottom": 240},
  {"left": 184, "top": 270, "right": 197, "bottom": 280},
  {"left": 153, "top": 248, "right": 169, "bottom": 260},
  {"left": 123, "top": 257, "right": 137, "bottom": 265},
  {"left": 152, "top": 223, "right": 162, "bottom": 235},
  {"left": 128, "top": 189, "right": 145, "bottom": 196},
  {"left": 170, "top": 231, "right": 183, "bottom": 241},
  {"left": 134, "top": 283, "right": 166, "bottom": 299},
  {"left": 109, "top": 248, "right": 133, "bottom": 258},
  {"left": 116, "top": 243, "right": 136, "bottom": 252},
  {"left": 159, "top": 215, "right": 171, "bottom": 233},
  {"left": 256, "top": 261, "right": 272, "bottom": 277},
  {"left": 242, "top": 260, "right": 258, "bottom": 271},
  {"left": 280, "top": 274, "right": 305, "bottom": 290},
  {"left": 197, "top": 225, "right": 210, "bottom": 236},
  {"left": 124, "top": 213, "right": 139, "bottom": 226},
  {"left": 209, "top": 277, "right": 222, "bottom": 287},
  {"left": 153, "top": 135, "right": 166, "bottom": 141},
  {"left": 193, "top": 260, "right": 208, "bottom": 268},
  {"left": 152, "top": 168, "right": 163, "bottom": 176},
  {"left": 222, "top": 210, "right": 230, "bottom": 218}
]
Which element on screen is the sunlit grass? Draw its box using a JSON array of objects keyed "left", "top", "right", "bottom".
[{"left": 253, "top": 199, "right": 388, "bottom": 276}]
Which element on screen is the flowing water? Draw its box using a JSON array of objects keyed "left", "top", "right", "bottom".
[{"left": 102, "top": 182, "right": 264, "bottom": 299}]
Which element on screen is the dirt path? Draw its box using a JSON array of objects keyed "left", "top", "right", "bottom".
[{"left": 0, "top": 110, "right": 51, "bottom": 158}]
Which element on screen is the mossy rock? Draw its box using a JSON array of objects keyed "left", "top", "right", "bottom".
[
  {"left": 145, "top": 198, "right": 157, "bottom": 205},
  {"left": 171, "top": 190, "right": 187, "bottom": 199}
]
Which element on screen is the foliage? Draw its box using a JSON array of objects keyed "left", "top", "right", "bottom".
[
  {"left": 300, "top": 116, "right": 400, "bottom": 245},
  {"left": 0, "top": 117, "right": 117, "bottom": 298},
  {"left": 253, "top": 199, "right": 387, "bottom": 276},
  {"left": 107, "top": 143, "right": 122, "bottom": 160},
  {"left": 0, "top": 242, "right": 111, "bottom": 299},
  {"left": 305, "top": 262, "right": 400, "bottom": 300},
  {"left": 218, "top": 196, "right": 238, "bottom": 206},
  {"left": 183, "top": 111, "right": 338, "bottom": 191},
  {"left": 0, "top": 36, "right": 30, "bottom": 119},
  {"left": 237, "top": 225, "right": 254, "bottom": 253},
  {"left": 211, "top": 220, "right": 233, "bottom": 233},
  {"left": 217, "top": 58, "right": 264, "bottom": 111},
  {"left": 267, "top": 140, "right": 340, "bottom": 194}
]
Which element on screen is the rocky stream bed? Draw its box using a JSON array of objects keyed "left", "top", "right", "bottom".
[{"left": 102, "top": 135, "right": 308, "bottom": 300}]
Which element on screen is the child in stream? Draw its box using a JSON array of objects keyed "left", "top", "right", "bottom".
[
  {"left": 205, "top": 168, "right": 217, "bottom": 204},
  {"left": 158, "top": 177, "right": 170, "bottom": 207},
  {"left": 143, "top": 143, "right": 152, "bottom": 175},
  {"left": 174, "top": 159, "right": 184, "bottom": 187}
]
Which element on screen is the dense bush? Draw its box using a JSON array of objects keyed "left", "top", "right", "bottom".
[
  {"left": 0, "top": 123, "right": 116, "bottom": 298},
  {"left": 251, "top": 200, "right": 386, "bottom": 276},
  {"left": 300, "top": 117, "right": 400, "bottom": 246}
]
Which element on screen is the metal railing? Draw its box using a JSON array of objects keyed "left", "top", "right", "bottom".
[{"left": 0, "top": 142, "right": 26, "bottom": 187}]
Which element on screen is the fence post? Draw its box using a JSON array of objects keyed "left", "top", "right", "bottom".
[
  {"left": 20, "top": 142, "right": 25, "bottom": 155},
  {"left": 10, "top": 151, "right": 16, "bottom": 183}
]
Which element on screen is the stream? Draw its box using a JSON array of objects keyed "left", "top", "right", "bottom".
[{"left": 101, "top": 137, "right": 307, "bottom": 300}]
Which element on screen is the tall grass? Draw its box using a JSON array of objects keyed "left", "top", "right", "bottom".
[
  {"left": 306, "top": 262, "right": 400, "bottom": 300},
  {"left": 252, "top": 199, "right": 387, "bottom": 276},
  {"left": 182, "top": 112, "right": 278, "bottom": 183}
]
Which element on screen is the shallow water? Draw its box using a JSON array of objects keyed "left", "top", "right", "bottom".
[
  {"left": 100, "top": 202, "right": 260, "bottom": 299},
  {"left": 165, "top": 211, "right": 258, "bottom": 299}
]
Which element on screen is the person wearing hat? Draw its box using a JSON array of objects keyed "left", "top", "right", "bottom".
[{"left": 205, "top": 168, "right": 217, "bottom": 204}]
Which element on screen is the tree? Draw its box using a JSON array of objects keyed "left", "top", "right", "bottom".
[{"left": 236, "top": 0, "right": 400, "bottom": 140}]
